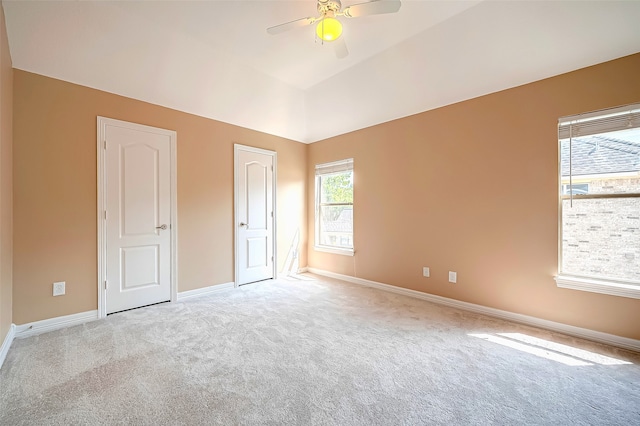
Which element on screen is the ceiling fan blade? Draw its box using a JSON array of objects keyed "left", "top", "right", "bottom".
[
  {"left": 267, "top": 17, "right": 317, "bottom": 35},
  {"left": 342, "top": 0, "right": 401, "bottom": 18},
  {"left": 334, "top": 38, "right": 349, "bottom": 59}
]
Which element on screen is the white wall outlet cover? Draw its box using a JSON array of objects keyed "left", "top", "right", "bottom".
[
  {"left": 448, "top": 272, "right": 457, "bottom": 283},
  {"left": 423, "top": 267, "right": 430, "bottom": 277},
  {"left": 53, "top": 281, "right": 66, "bottom": 296}
]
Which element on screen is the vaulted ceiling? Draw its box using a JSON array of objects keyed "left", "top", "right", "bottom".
[{"left": 4, "top": 1, "right": 640, "bottom": 143}]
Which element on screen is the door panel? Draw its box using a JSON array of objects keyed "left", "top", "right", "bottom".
[
  {"left": 121, "top": 144, "right": 158, "bottom": 236},
  {"left": 121, "top": 245, "right": 159, "bottom": 289},
  {"left": 247, "top": 237, "right": 268, "bottom": 268},
  {"left": 105, "top": 124, "right": 171, "bottom": 314},
  {"left": 247, "top": 163, "right": 268, "bottom": 229},
  {"left": 236, "top": 147, "right": 275, "bottom": 285}
]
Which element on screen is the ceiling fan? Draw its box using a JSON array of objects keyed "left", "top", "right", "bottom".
[{"left": 266, "top": 0, "right": 402, "bottom": 59}]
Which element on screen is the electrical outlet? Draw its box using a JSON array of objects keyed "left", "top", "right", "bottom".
[
  {"left": 53, "top": 281, "right": 66, "bottom": 296},
  {"left": 448, "top": 272, "right": 457, "bottom": 283},
  {"left": 422, "top": 267, "right": 430, "bottom": 277}
]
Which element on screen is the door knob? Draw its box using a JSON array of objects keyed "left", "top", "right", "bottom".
[
  {"left": 156, "top": 224, "right": 168, "bottom": 230},
  {"left": 240, "top": 222, "right": 248, "bottom": 227}
]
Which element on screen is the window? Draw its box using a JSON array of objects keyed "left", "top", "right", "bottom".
[
  {"left": 557, "top": 103, "right": 640, "bottom": 299},
  {"left": 315, "top": 159, "right": 354, "bottom": 255}
]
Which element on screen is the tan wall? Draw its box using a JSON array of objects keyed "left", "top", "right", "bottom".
[
  {"left": 13, "top": 70, "right": 307, "bottom": 324},
  {"left": 0, "top": 2, "right": 13, "bottom": 346},
  {"left": 9, "top": 49, "right": 640, "bottom": 340},
  {"left": 308, "top": 53, "right": 640, "bottom": 340}
]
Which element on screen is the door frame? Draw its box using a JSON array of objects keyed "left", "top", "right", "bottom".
[
  {"left": 234, "top": 144, "right": 277, "bottom": 287},
  {"left": 96, "top": 116, "right": 178, "bottom": 319}
]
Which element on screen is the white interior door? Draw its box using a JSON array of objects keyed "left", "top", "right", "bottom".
[
  {"left": 235, "top": 145, "right": 276, "bottom": 285},
  {"left": 103, "top": 120, "right": 173, "bottom": 314}
]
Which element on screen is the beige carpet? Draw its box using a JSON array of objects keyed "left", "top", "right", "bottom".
[{"left": 1, "top": 274, "right": 639, "bottom": 425}]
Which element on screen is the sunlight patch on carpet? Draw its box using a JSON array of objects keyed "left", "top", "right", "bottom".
[{"left": 469, "top": 333, "right": 633, "bottom": 366}]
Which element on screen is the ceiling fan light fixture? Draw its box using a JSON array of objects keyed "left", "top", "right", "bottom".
[{"left": 316, "top": 16, "right": 342, "bottom": 42}]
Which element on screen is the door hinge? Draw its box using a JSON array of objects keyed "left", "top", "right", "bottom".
[
  {"left": 271, "top": 256, "right": 274, "bottom": 261},
  {"left": 103, "top": 140, "right": 107, "bottom": 150},
  {"left": 104, "top": 210, "right": 107, "bottom": 220},
  {"left": 271, "top": 165, "right": 273, "bottom": 171},
  {"left": 104, "top": 280, "right": 108, "bottom": 289},
  {"left": 271, "top": 211, "right": 274, "bottom": 218}
]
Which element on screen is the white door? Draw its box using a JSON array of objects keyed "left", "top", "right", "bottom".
[
  {"left": 103, "top": 120, "right": 173, "bottom": 314},
  {"left": 235, "top": 145, "right": 276, "bottom": 285}
]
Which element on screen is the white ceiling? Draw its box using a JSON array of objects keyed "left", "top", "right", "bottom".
[{"left": 3, "top": 1, "right": 640, "bottom": 143}]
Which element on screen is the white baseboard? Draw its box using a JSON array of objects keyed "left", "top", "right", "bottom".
[
  {"left": 297, "top": 267, "right": 309, "bottom": 274},
  {"left": 15, "top": 310, "right": 99, "bottom": 339},
  {"left": 177, "top": 282, "right": 235, "bottom": 301},
  {"left": 307, "top": 268, "right": 640, "bottom": 353},
  {"left": 0, "top": 324, "right": 16, "bottom": 369},
  {"left": 10, "top": 283, "right": 236, "bottom": 342}
]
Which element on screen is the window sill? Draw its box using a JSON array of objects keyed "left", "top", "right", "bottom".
[
  {"left": 314, "top": 246, "right": 355, "bottom": 256},
  {"left": 555, "top": 275, "right": 640, "bottom": 300}
]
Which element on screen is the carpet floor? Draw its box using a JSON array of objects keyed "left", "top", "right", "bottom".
[{"left": 1, "top": 274, "right": 639, "bottom": 425}]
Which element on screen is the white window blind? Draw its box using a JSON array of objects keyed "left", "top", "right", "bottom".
[
  {"left": 559, "top": 103, "right": 640, "bottom": 139},
  {"left": 315, "top": 158, "right": 353, "bottom": 175}
]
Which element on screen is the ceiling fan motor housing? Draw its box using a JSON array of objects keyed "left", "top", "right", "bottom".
[{"left": 318, "top": 0, "right": 342, "bottom": 14}]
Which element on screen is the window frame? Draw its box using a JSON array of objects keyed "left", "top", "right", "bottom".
[
  {"left": 556, "top": 103, "right": 640, "bottom": 299},
  {"left": 314, "top": 159, "right": 354, "bottom": 256}
]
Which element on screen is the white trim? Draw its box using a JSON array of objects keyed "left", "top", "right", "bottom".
[
  {"left": 97, "top": 118, "right": 106, "bottom": 318},
  {"left": 555, "top": 275, "right": 640, "bottom": 300},
  {"left": 177, "top": 282, "right": 235, "bottom": 301},
  {"left": 313, "top": 245, "right": 355, "bottom": 256},
  {"left": 307, "top": 268, "right": 640, "bottom": 353},
  {"left": 0, "top": 324, "right": 16, "bottom": 369},
  {"left": 560, "top": 171, "right": 640, "bottom": 182},
  {"left": 97, "top": 117, "right": 178, "bottom": 318},
  {"left": 234, "top": 144, "right": 278, "bottom": 287},
  {"left": 15, "top": 310, "right": 99, "bottom": 339},
  {"left": 170, "top": 129, "right": 179, "bottom": 304},
  {"left": 297, "top": 267, "right": 309, "bottom": 274}
]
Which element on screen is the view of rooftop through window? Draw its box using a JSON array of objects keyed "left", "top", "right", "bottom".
[{"left": 560, "top": 126, "right": 640, "bottom": 284}]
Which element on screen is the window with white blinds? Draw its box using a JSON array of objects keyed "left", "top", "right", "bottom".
[
  {"left": 556, "top": 103, "right": 640, "bottom": 299},
  {"left": 315, "top": 159, "right": 354, "bottom": 255}
]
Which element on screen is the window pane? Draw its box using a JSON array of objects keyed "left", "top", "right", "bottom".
[
  {"left": 562, "top": 183, "right": 589, "bottom": 195},
  {"left": 560, "top": 127, "right": 640, "bottom": 195},
  {"left": 320, "top": 171, "right": 353, "bottom": 203},
  {"left": 319, "top": 205, "right": 353, "bottom": 249},
  {"left": 562, "top": 198, "right": 640, "bottom": 282}
]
